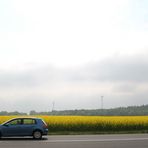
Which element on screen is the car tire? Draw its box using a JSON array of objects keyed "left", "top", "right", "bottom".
[{"left": 33, "top": 130, "right": 42, "bottom": 140}]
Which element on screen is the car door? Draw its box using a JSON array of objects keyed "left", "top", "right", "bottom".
[
  {"left": 2, "top": 119, "right": 22, "bottom": 136},
  {"left": 20, "top": 119, "right": 36, "bottom": 136}
]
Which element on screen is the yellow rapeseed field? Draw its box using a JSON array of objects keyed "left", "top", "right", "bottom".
[{"left": 0, "top": 116, "right": 148, "bottom": 132}]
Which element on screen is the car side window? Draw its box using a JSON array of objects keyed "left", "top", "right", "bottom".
[
  {"left": 23, "top": 119, "right": 36, "bottom": 125},
  {"left": 8, "top": 119, "right": 22, "bottom": 125}
]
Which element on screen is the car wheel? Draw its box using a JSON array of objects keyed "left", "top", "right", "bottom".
[{"left": 33, "top": 130, "right": 42, "bottom": 140}]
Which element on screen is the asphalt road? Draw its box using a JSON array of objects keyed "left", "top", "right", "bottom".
[{"left": 0, "top": 134, "right": 148, "bottom": 148}]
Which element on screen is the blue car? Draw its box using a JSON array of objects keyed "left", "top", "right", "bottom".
[{"left": 0, "top": 117, "right": 48, "bottom": 139}]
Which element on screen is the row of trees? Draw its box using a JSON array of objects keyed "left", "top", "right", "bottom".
[
  {"left": 1, "top": 105, "right": 148, "bottom": 116},
  {"left": 30, "top": 105, "right": 148, "bottom": 116},
  {"left": 0, "top": 111, "right": 27, "bottom": 115}
]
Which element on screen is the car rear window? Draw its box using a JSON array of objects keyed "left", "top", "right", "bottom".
[{"left": 23, "top": 119, "right": 36, "bottom": 125}]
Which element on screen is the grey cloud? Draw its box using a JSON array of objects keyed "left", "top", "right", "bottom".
[
  {"left": 0, "top": 72, "right": 36, "bottom": 88},
  {"left": 0, "top": 54, "right": 148, "bottom": 89},
  {"left": 0, "top": 66, "right": 61, "bottom": 89},
  {"left": 97, "top": 56, "right": 148, "bottom": 82},
  {"left": 40, "top": 55, "right": 148, "bottom": 83},
  {"left": 67, "top": 55, "right": 148, "bottom": 82},
  {"left": 112, "top": 83, "right": 137, "bottom": 93}
]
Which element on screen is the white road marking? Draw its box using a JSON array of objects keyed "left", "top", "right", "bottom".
[
  {"left": 0, "top": 136, "right": 148, "bottom": 143},
  {"left": 44, "top": 138, "right": 148, "bottom": 143}
]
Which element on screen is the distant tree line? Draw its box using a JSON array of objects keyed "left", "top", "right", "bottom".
[
  {"left": 29, "top": 104, "right": 148, "bottom": 116},
  {"left": 1, "top": 105, "right": 148, "bottom": 116},
  {"left": 0, "top": 111, "right": 27, "bottom": 116}
]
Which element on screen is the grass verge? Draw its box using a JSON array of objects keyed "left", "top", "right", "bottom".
[{"left": 48, "top": 130, "right": 148, "bottom": 135}]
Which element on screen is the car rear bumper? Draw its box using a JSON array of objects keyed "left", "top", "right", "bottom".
[{"left": 43, "top": 129, "right": 48, "bottom": 135}]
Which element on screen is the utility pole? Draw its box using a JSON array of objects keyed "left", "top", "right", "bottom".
[{"left": 52, "top": 101, "right": 55, "bottom": 112}]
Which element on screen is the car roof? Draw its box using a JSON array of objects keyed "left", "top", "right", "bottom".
[
  {"left": 1, "top": 117, "right": 42, "bottom": 125},
  {"left": 9, "top": 117, "right": 41, "bottom": 120}
]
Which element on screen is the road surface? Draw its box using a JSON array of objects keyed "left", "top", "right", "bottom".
[{"left": 0, "top": 134, "right": 148, "bottom": 148}]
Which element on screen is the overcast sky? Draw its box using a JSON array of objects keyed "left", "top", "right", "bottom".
[{"left": 0, "top": 0, "right": 148, "bottom": 112}]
